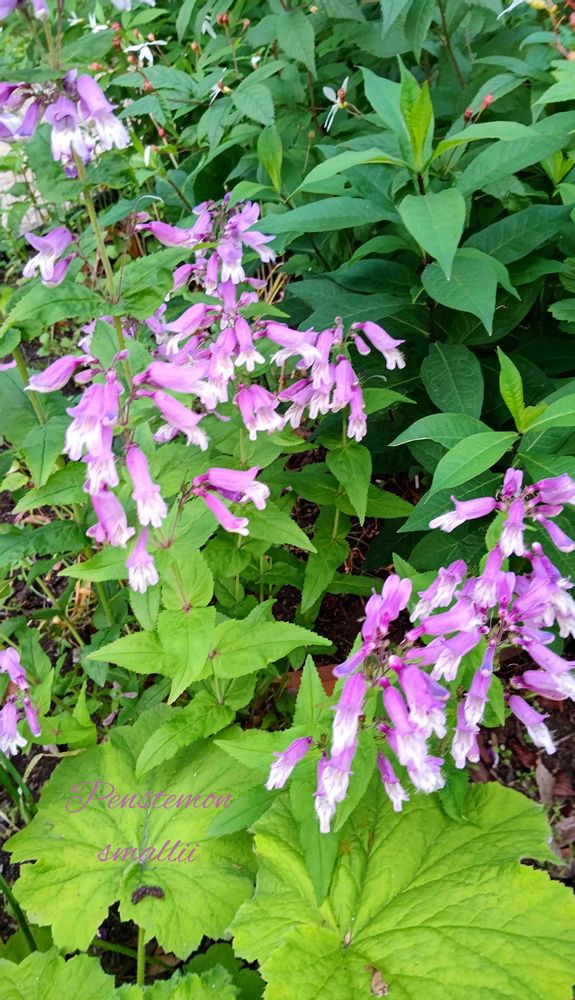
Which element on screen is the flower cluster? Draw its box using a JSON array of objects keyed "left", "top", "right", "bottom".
[
  {"left": 0, "top": 649, "right": 40, "bottom": 756},
  {"left": 23, "top": 226, "right": 77, "bottom": 287},
  {"left": 0, "top": 72, "right": 129, "bottom": 175},
  {"left": 265, "top": 470, "right": 575, "bottom": 830}
]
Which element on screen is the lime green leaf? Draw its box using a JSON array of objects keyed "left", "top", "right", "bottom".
[
  {"left": 61, "top": 547, "right": 128, "bottom": 582},
  {"left": 212, "top": 619, "right": 330, "bottom": 678},
  {"left": 523, "top": 393, "right": 575, "bottom": 435},
  {"left": 87, "top": 630, "right": 170, "bottom": 673},
  {"left": 6, "top": 711, "right": 260, "bottom": 957},
  {"left": 158, "top": 607, "right": 216, "bottom": 703},
  {"left": 257, "top": 126, "right": 283, "bottom": 191},
  {"left": 231, "top": 782, "right": 575, "bottom": 1000},
  {"left": 14, "top": 463, "right": 85, "bottom": 513},
  {"left": 326, "top": 443, "right": 372, "bottom": 524},
  {"left": 246, "top": 501, "right": 316, "bottom": 552},
  {"left": 0, "top": 948, "right": 117, "bottom": 1000},
  {"left": 136, "top": 692, "right": 234, "bottom": 777},
  {"left": 293, "top": 656, "right": 332, "bottom": 732},
  {"left": 497, "top": 347, "right": 525, "bottom": 430},
  {"left": 156, "top": 547, "right": 214, "bottom": 610},
  {"left": 0, "top": 283, "right": 114, "bottom": 340},
  {"left": 398, "top": 189, "right": 466, "bottom": 279}
]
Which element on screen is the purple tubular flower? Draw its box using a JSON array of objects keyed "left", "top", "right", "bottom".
[
  {"left": 451, "top": 704, "right": 480, "bottom": 769},
  {"left": 126, "top": 445, "right": 167, "bottom": 529},
  {"left": 502, "top": 468, "right": 523, "bottom": 498},
  {"left": 525, "top": 643, "right": 574, "bottom": 674},
  {"left": 0, "top": 0, "right": 18, "bottom": 20},
  {"left": 150, "top": 391, "right": 208, "bottom": 449},
  {"left": 537, "top": 517, "right": 575, "bottom": 553},
  {"left": 351, "top": 321, "right": 405, "bottom": 370},
  {"left": 314, "top": 755, "right": 337, "bottom": 833},
  {"left": 464, "top": 667, "right": 492, "bottom": 726},
  {"left": 377, "top": 754, "right": 409, "bottom": 812},
  {"left": 0, "top": 648, "right": 28, "bottom": 690},
  {"left": 65, "top": 374, "right": 122, "bottom": 461},
  {"left": 135, "top": 360, "right": 205, "bottom": 394},
  {"left": 87, "top": 491, "right": 135, "bottom": 548},
  {"left": 399, "top": 666, "right": 448, "bottom": 738},
  {"left": 534, "top": 474, "right": 575, "bottom": 507},
  {"left": 23, "top": 697, "right": 41, "bottom": 737},
  {"left": 332, "top": 645, "right": 368, "bottom": 679},
  {"left": 412, "top": 559, "right": 467, "bottom": 618},
  {"left": 508, "top": 695, "right": 555, "bottom": 755},
  {"left": 194, "top": 466, "right": 269, "bottom": 511},
  {"left": 23, "top": 226, "right": 74, "bottom": 283},
  {"left": 76, "top": 75, "right": 130, "bottom": 152},
  {"left": 514, "top": 669, "right": 575, "bottom": 701},
  {"left": 45, "top": 96, "right": 91, "bottom": 172},
  {"left": 126, "top": 529, "right": 159, "bottom": 594},
  {"left": 83, "top": 427, "right": 118, "bottom": 495},
  {"left": 421, "top": 599, "right": 483, "bottom": 636},
  {"left": 26, "top": 354, "right": 88, "bottom": 393},
  {"left": 429, "top": 495, "right": 497, "bottom": 532},
  {"left": 265, "top": 736, "right": 313, "bottom": 790},
  {"left": 234, "top": 384, "right": 282, "bottom": 440},
  {"left": 197, "top": 490, "right": 249, "bottom": 535},
  {"left": 0, "top": 699, "right": 26, "bottom": 756},
  {"left": 145, "top": 221, "right": 202, "bottom": 249},
  {"left": 331, "top": 674, "right": 365, "bottom": 755},
  {"left": 321, "top": 744, "right": 357, "bottom": 805},
  {"left": 422, "top": 630, "right": 481, "bottom": 683},
  {"left": 500, "top": 498, "right": 526, "bottom": 557}
]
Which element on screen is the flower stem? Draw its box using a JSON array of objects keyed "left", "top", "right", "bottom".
[
  {"left": 12, "top": 346, "right": 45, "bottom": 424},
  {"left": 0, "top": 872, "right": 37, "bottom": 953},
  {"left": 136, "top": 925, "right": 146, "bottom": 986}
]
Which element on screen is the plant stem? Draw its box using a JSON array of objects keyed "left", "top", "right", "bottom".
[
  {"left": 437, "top": 0, "right": 466, "bottom": 88},
  {"left": 12, "top": 346, "right": 45, "bottom": 424},
  {"left": 93, "top": 581, "right": 116, "bottom": 626},
  {"left": 91, "top": 937, "right": 174, "bottom": 971},
  {"left": 0, "top": 749, "right": 37, "bottom": 818},
  {"left": 0, "top": 872, "right": 37, "bottom": 953},
  {"left": 331, "top": 506, "right": 340, "bottom": 540},
  {"left": 136, "top": 925, "right": 146, "bottom": 986}
]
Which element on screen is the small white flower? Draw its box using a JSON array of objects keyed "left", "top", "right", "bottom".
[
  {"left": 209, "top": 71, "right": 228, "bottom": 104},
  {"left": 322, "top": 76, "right": 348, "bottom": 132},
  {"left": 201, "top": 13, "right": 217, "bottom": 37},
  {"left": 88, "top": 13, "right": 108, "bottom": 32},
  {"left": 124, "top": 39, "right": 167, "bottom": 67},
  {"left": 251, "top": 54, "right": 261, "bottom": 69}
]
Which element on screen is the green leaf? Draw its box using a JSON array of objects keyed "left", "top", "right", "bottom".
[
  {"left": 211, "top": 619, "right": 330, "bottom": 678},
  {"left": 258, "top": 198, "right": 393, "bottom": 236},
  {"left": 6, "top": 711, "right": 260, "bottom": 957},
  {"left": 21, "top": 417, "right": 68, "bottom": 488},
  {"left": 391, "top": 412, "right": 489, "bottom": 449},
  {"left": 119, "top": 249, "right": 188, "bottom": 320},
  {"left": 60, "top": 547, "right": 128, "bottom": 582},
  {"left": 429, "top": 431, "right": 517, "bottom": 496},
  {"left": 136, "top": 691, "right": 234, "bottom": 777},
  {"left": 497, "top": 347, "right": 525, "bottom": 430},
  {"left": 399, "top": 62, "right": 433, "bottom": 172},
  {"left": 158, "top": 607, "right": 216, "bottom": 703},
  {"left": 549, "top": 299, "right": 575, "bottom": 323},
  {"left": 257, "top": 126, "right": 283, "bottom": 191},
  {"left": 157, "top": 546, "right": 214, "bottom": 610},
  {"left": 0, "top": 948, "right": 117, "bottom": 1000},
  {"left": 88, "top": 630, "right": 170, "bottom": 674},
  {"left": 14, "top": 463, "right": 86, "bottom": 513},
  {"left": 276, "top": 10, "right": 315, "bottom": 74},
  {"left": 297, "top": 149, "right": 405, "bottom": 194},
  {"left": 0, "top": 283, "right": 113, "bottom": 340},
  {"left": 129, "top": 584, "right": 161, "bottom": 631},
  {"left": 432, "top": 120, "right": 533, "bottom": 159},
  {"left": 465, "top": 204, "right": 570, "bottom": 264},
  {"left": 421, "top": 343, "right": 484, "bottom": 418},
  {"left": 231, "top": 783, "right": 575, "bottom": 1000},
  {"left": 398, "top": 189, "right": 466, "bottom": 279},
  {"left": 326, "top": 444, "right": 372, "bottom": 524},
  {"left": 207, "top": 785, "right": 278, "bottom": 839},
  {"left": 301, "top": 529, "right": 349, "bottom": 613},
  {"left": 176, "top": 0, "right": 195, "bottom": 40},
  {"left": 232, "top": 84, "right": 275, "bottom": 127},
  {"left": 422, "top": 248, "right": 508, "bottom": 333},
  {"left": 246, "top": 502, "right": 316, "bottom": 552},
  {"left": 293, "top": 656, "right": 332, "bottom": 732},
  {"left": 522, "top": 393, "right": 575, "bottom": 435}
]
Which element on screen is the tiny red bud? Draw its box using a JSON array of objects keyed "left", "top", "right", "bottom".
[
  {"left": 481, "top": 93, "right": 494, "bottom": 109},
  {"left": 113, "top": 36, "right": 122, "bottom": 49},
  {"left": 147, "top": 32, "right": 155, "bottom": 40},
  {"left": 242, "top": 17, "right": 250, "bottom": 27},
  {"left": 157, "top": 127, "right": 166, "bottom": 138},
  {"left": 111, "top": 21, "right": 121, "bottom": 30},
  {"left": 127, "top": 53, "right": 138, "bottom": 64},
  {"left": 191, "top": 40, "right": 201, "bottom": 52},
  {"left": 216, "top": 11, "right": 228, "bottom": 24},
  {"left": 143, "top": 79, "right": 154, "bottom": 92},
  {"left": 464, "top": 107, "right": 473, "bottom": 121}
]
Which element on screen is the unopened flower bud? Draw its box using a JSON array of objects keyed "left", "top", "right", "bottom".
[
  {"left": 112, "top": 21, "right": 121, "bottom": 30},
  {"left": 481, "top": 93, "right": 494, "bottom": 109},
  {"left": 143, "top": 79, "right": 154, "bottom": 92},
  {"left": 308, "top": 130, "right": 315, "bottom": 141},
  {"left": 157, "top": 126, "right": 166, "bottom": 138},
  {"left": 127, "top": 53, "right": 138, "bottom": 64},
  {"left": 242, "top": 18, "right": 250, "bottom": 27},
  {"left": 310, "top": 3, "right": 319, "bottom": 10},
  {"left": 191, "top": 40, "right": 201, "bottom": 52},
  {"left": 113, "top": 37, "right": 122, "bottom": 49},
  {"left": 216, "top": 12, "right": 228, "bottom": 25},
  {"left": 464, "top": 107, "right": 473, "bottom": 121}
]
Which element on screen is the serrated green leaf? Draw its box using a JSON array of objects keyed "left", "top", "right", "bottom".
[
  {"left": 14, "top": 463, "right": 85, "bottom": 513},
  {"left": 211, "top": 619, "right": 330, "bottom": 678},
  {"left": 6, "top": 711, "right": 260, "bottom": 957},
  {"left": 276, "top": 10, "right": 315, "bottom": 74},
  {"left": 158, "top": 607, "right": 216, "bottom": 703},
  {"left": 231, "top": 782, "right": 575, "bottom": 1000},
  {"left": 232, "top": 85, "right": 275, "bottom": 126},
  {"left": 0, "top": 948, "right": 117, "bottom": 1000},
  {"left": 136, "top": 692, "right": 234, "bottom": 777},
  {"left": 21, "top": 417, "right": 68, "bottom": 488}
]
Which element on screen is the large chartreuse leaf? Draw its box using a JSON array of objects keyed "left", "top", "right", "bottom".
[
  {"left": 0, "top": 947, "right": 239, "bottom": 1000},
  {"left": 0, "top": 949, "right": 116, "bottom": 1000},
  {"left": 6, "top": 709, "right": 261, "bottom": 957},
  {"left": 231, "top": 781, "right": 575, "bottom": 1000}
]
